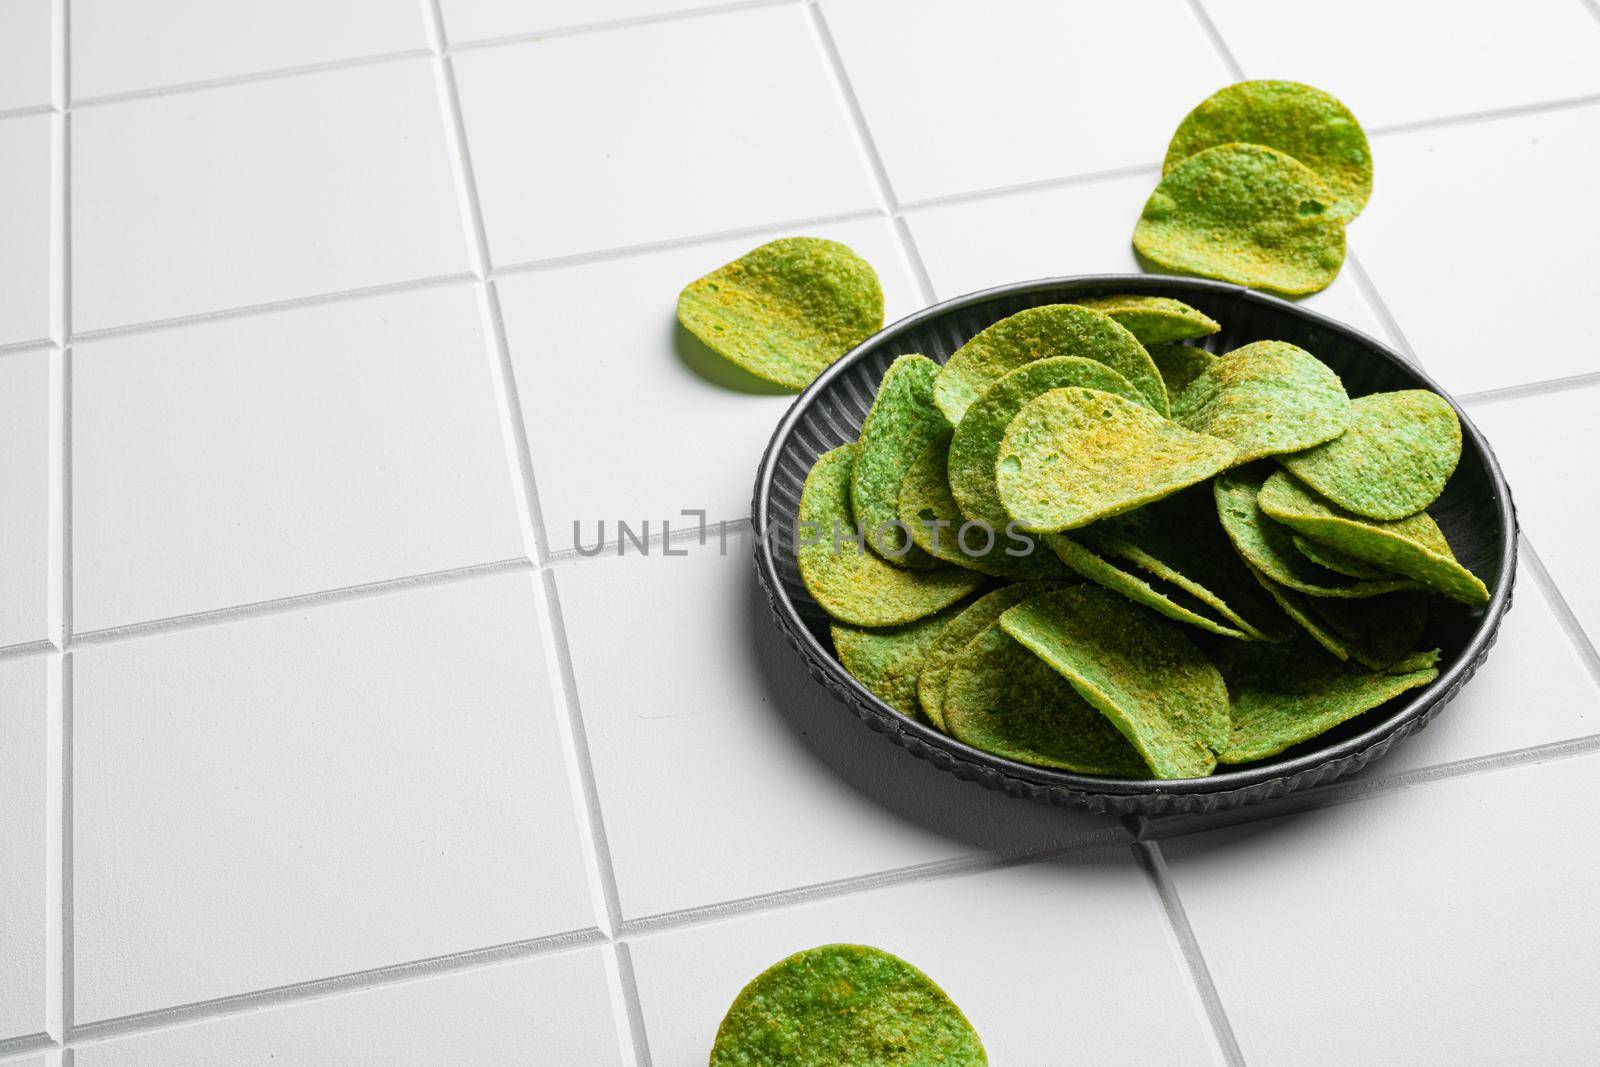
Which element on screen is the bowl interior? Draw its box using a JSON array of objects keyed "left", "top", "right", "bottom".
[{"left": 754, "top": 275, "right": 1513, "bottom": 797}]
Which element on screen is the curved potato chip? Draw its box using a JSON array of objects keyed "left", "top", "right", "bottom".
[
  {"left": 1172, "top": 340, "right": 1350, "bottom": 463},
  {"left": 1258, "top": 470, "right": 1490, "bottom": 606},
  {"left": 1148, "top": 342, "right": 1217, "bottom": 400},
  {"left": 711, "top": 944, "right": 986, "bottom": 1067},
  {"left": 1075, "top": 294, "right": 1220, "bottom": 345},
  {"left": 1214, "top": 638, "right": 1439, "bottom": 763},
  {"left": 797, "top": 445, "right": 982, "bottom": 627},
  {"left": 918, "top": 583, "right": 1068, "bottom": 731},
  {"left": 1251, "top": 569, "right": 1428, "bottom": 670},
  {"left": 832, "top": 598, "right": 970, "bottom": 719},
  {"left": 1279, "top": 390, "right": 1462, "bottom": 520},
  {"left": 1163, "top": 80, "right": 1373, "bottom": 222},
  {"left": 948, "top": 359, "right": 1149, "bottom": 531},
  {"left": 1000, "top": 586, "right": 1228, "bottom": 779},
  {"left": 1214, "top": 466, "right": 1418, "bottom": 598},
  {"left": 1046, "top": 532, "right": 1258, "bottom": 641},
  {"left": 996, "top": 387, "right": 1237, "bottom": 533},
  {"left": 1293, "top": 534, "right": 1392, "bottom": 580},
  {"left": 942, "top": 623, "right": 1148, "bottom": 776},
  {"left": 677, "top": 237, "right": 883, "bottom": 390},
  {"left": 933, "top": 304, "right": 1167, "bottom": 423},
  {"left": 1133, "top": 143, "right": 1346, "bottom": 298},
  {"left": 851, "top": 354, "right": 949, "bottom": 566}
]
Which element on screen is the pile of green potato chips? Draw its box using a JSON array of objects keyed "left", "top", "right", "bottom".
[
  {"left": 1134, "top": 81, "right": 1372, "bottom": 297},
  {"left": 798, "top": 298, "right": 1487, "bottom": 780}
]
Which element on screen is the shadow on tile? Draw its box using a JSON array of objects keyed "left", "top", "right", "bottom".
[{"left": 672, "top": 319, "right": 796, "bottom": 396}]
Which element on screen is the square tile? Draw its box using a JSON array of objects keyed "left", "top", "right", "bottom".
[
  {"left": 905, "top": 172, "right": 1392, "bottom": 342},
  {"left": 1161, "top": 752, "right": 1600, "bottom": 1063},
  {"left": 75, "top": 949, "right": 624, "bottom": 1066},
  {"left": 70, "top": 572, "right": 597, "bottom": 1023},
  {"left": 1467, "top": 384, "right": 1600, "bottom": 646},
  {"left": 1203, "top": 0, "right": 1600, "bottom": 129},
  {"left": 71, "top": 284, "right": 525, "bottom": 632},
  {"left": 1355, "top": 104, "right": 1600, "bottom": 394},
  {"left": 0, "top": 0, "right": 51, "bottom": 112},
  {"left": 551, "top": 537, "right": 1121, "bottom": 921},
  {"left": 0, "top": 349, "right": 54, "bottom": 648},
  {"left": 440, "top": 0, "right": 718, "bottom": 44},
  {"left": 629, "top": 847, "right": 1214, "bottom": 1063},
  {"left": 0, "top": 657, "right": 50, "bottom": 1041},
  {"left": 71, "top": 59, "right": 470, "bottom": 332},
  {"left": 819, "top": 0, "right": 1230, "bottom": 204},
  {"left": 71, "top": 0, "right": 428, "bottom": 100},
  {"left": 0, "top": 115, "right": 52, "bottom": 347},
  {"left": 498, "top": 217, "right": 919, "bottom": 552},
  {"left": 454, "top": 5, "right": 877, "bottom": 265}
]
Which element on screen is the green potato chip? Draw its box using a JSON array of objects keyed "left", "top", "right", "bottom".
[
  {"left": 1258, "top": 469, "right": 1490, "bottom": 606},
  {"left": 995, "top": 387, "right": 1238, "bottom": 533},
  {"left": 1252, "top": 569, "right": 1428, "bottom": 670},
  {"left": 832, "top": 598, "right": 971, "bottom": 720},
  {"left": 1133, "top": 143, "right": 1347, "bottom": 298},
  {"left": 942, "top": 623, "right": 1148, "bottom": 776},
  {"left": 1292, "top": 534, "right": 1392, "bottom": 580},
  {"left": 1171, "top": 340, "right": 1351, "bottom": 463},
  {"left": 1046, "top": 532, "right": 1259, "bottom": 641},
  {"left": 1075, "top": 294, "right": 1221, "bottom": 345},
  {"left": 947, "top": 359, "right": 1149, "bottom": 531},
  {"left": 677, "top": 237, "right": 884, "bottom": 390},
  {"left": 1214, "top": 638, "right": 1439, "bottom": 763},
  {"left": 1147, "top": 342, "right": 1217, "bottom": 399},
  {"left": 918, "top": 583, "right": 1069, "bottom": 732},
  {"left": 1000, "top": 586, "right": 1229, "bottom": 779},
  {"left": 1163, "top": 80, "right": 1373, "bottom": 222},
  {"left": 851, "top": 354, "right": 950, "bottom": 566},
  {"left": 797, "top": 445, "right": 983, "bottom": 627},
  {"left": 710, "top": 943, "right": 986, "bottom": 1067},
  {"left": 932, "top": 304, "right": 1168, "bottom": 423},
  {"left": 1278, "top": 390, "right": 1463, "bottom": 520},
  {"left": 1214, "top": 466, "right": 1419, "bottom": 598}
]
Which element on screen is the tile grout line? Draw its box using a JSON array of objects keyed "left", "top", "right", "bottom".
[
  {"left": 899, "top": 161, "right": 1159, "bottom": 215},
  {"left": 53, "top": 0, "right": 74, "bottom": 1048},
  {"left": 1459, "top": 369, "right": 1600, "bottom": 407},
  {"left": 57, "top": 656, "right": 74, "bottom": 1044},
  {"left": 1518, "top": 534, "right": 1600, "bottom": 690},
  {"left": 1182, "top": 0, "right": 1246, "bottom": 79},
  {"left": 68, "top": 47, "right": 433, "bottom": 111},
  {"left": 1367, "top": 90, "right": 1600, "bottom": 139},
  {"left": 447, "top": 0, "right": 798, "bottom": 55},
  {"left": 1343, "top": 253, "right": 1421, "bottom": 367}
]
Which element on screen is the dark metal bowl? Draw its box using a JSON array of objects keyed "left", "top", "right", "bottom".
[{"left": 751, "top": 275, "right": 1516, "bottom": 815}]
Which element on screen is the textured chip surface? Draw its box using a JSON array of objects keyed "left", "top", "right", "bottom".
[
  {"left": 1047, "top": 533, "right": 1257, "bottom": 640},
  {"left": 851, "top": 354, "right": 949, "bottom": 565},
  {"left": 710, "top": 943, "right": 986, "bottom": 1066},
  {"left": 1133, "top": 143, "right": 1347, "bottom": 298},
  {"left": 832, "top": 599, "right": 970, "bottom": 720},
  {"left": 995, "top": 387, "right": 1237, "bottom": 532},
  {"left": 1148, "top": 342, "right": 1218, "bottom": 399},
  {"left": 918, "top": 584, "right": 1064, "bottom": 730},
  {"left": 1163, "top": 80, "right": 1373, "bottom": 222},
  {"left": 1293, "top": 533, "right": 1391, "bottom": 580},
  {"left": 1253, "top": 572, "right": 1428, "bottom": 670},
  {"left": 1172, "top": 340, "right": 1350, "bottom": 463},
  {"left": 1075, "top": 295, "right": 1221, "bottom": 345},
  {"left": 677, "top": 237, "right": 883, "bottom": 390}
]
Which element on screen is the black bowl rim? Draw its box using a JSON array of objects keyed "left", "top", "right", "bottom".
[{"left": 751, "top": 273, "right": 1517, "bottom": 805}]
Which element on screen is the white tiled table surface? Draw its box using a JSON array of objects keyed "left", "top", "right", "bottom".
[{"left": 3, "top": 1, "right": 1599, "bottom": 1063}]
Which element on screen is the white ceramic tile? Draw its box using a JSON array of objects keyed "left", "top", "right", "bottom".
[
  {"left": 1468, "top": 384, "right": 1600, "bottom": 646},
  {"left": 1203, "top": 0, "right": 1600, "bottom": 129},
  {"left": 630, "top": 847, "right": 1214, "bottom": 1064},
  {"left": 819, "top": 0, "right": 1230, "bottom": 204},
  {"left": 499, "top": 217, "right": 919, "bottom": 551},
  {"left": 454, "top": 5, "right": 877, "bottom": 265},
  {"left": 1355, "top": 104, "right": 1600, "bottom": 394},
  {"left": 905, "top": 172, "right": 1391, "bottom": 342},
  {"left": 1162, "top": 752, "right": 1600, "bottom": 1063},
  {"left": 71, "top": 0, "right": 428, "bottom": 100},
  {"left": 0, "top": 351, "right": 53, "bottom": 649},
  {"left": 70, "top": 285, "right": 524, "bottom": 632},
  {"left": 0, "top": 115, "right": 52, "bottom": 347},
  {"left": 440, "top": 0, "right": 716, "bottom": 44},
  {"left": 0, "top": 0, "right": 51, "bottom": 112},
  {"left": 0, "top": 657, "right": 50, "bottom": 1041},
  {"left": 552, "top": 537, "right": 1119, "bottom": 921},
  {"left": 74, "top": 950, "right": 624, "bottom": 1066},
  {"left": 71, "top": 59, "right": 470, "bottom": 332},
  {"left": 70, "top": 573, "right": 596, "bottom": 1023}
]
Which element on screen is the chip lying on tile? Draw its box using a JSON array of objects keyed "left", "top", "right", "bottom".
[{"left": 797, "top": 300, "right": 1485, "bottom": 781}]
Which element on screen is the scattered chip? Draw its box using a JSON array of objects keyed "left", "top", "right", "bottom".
[
  {"left": 1047, "top": 532, "right": 1258, "bottom": 641},
  {"left": 1000, "top": 586, "right": 1229, "bottom": 779},
  {"left": 1163, "top": 80, "right": 1373, "bottom": 222},
  {"left": 1280, "top": 390, "right": 1463, "bottom": 520},
  {"left": 1148, "top": 342, "right": 1218, "bottom": 400},
  {"left": 1252, "top": 569, "right": 1428, "bottom": 670},
  {"left": 942, "top": 623, "right": 1148, "bottom": 776},
  {"left": 933, "top": 304, "right": 1168, "bottom": 423},
  {"left": 918, "top": 584, "right": 1066, "bottom": 730},
  {"left": 1258, "top": 470, "right": 1490, "bottom": 606},
  {"left": 832, "top": 599, "right": 971, "bottom": 719},
  {"left": 995, "top": 387, "right": 1237, "bottom": 533},
  {"left": 851, "top": 354, "right": 949, "bottom": 565},
  {"left": 1172, "top": 341, "right": 1350, "bottom": 463},
  {"left": 1133, "top": 143, "right": 1346, "bottom": 298},
  {"left": 1076, "top": 294, "right": 1221, "bottom": 345},
  {"left": 710, "top": 944, "right": 987, "bottom": 1066},
  {"left": 797, "top": 445, "right": 983, "bottom": 627},
  {"left": 1293, "top": 534, "right": 1391, "bottom": 580}
]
